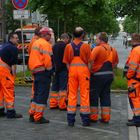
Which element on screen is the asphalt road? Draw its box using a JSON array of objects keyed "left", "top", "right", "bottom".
[
  {"left": 0, "top": 87, "right": 128, "bottom": 140},
  {"left": 109, "top": 32, "right": 131, "bottom": 68}
]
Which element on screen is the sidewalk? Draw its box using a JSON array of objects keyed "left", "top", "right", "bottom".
[{"left": 0, "top": 87, "right": 128, "bottom": 140}]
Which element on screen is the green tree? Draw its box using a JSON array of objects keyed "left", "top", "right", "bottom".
[
  {"left": 123, "top": 16, "right": 138, "bottom": 33},
  {"left": 4, "top": 1, "right": 20, "bottom": 33},
  {"left": 29, "top": 0, "right": 120, "bottom": 37},
  {"left": 112, "top": 0, "right": 140, "bottom": 33}
]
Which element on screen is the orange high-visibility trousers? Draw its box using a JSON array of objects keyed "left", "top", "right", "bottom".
[
  {"left": 128, "top": 79, "right": 140, "bottom": 117},
  {"left": 49, "top": 91, "right": 59, "bottom": 108},
  {"left": 0, "top": 67, "right": 14, "bottom": 110},
  {"left": 67, "top": 58, "right": 90, "bottom": 118}
]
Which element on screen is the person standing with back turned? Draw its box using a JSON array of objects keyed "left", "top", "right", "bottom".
[
  {"left": 63, "top": 27, "right": 91, "bottom": 127},
  {"left": 49, "top": 33, "right": 70, "bottom": 110},
  {"left": 90, "top": 32, "right": 118, "bottom": 123}
]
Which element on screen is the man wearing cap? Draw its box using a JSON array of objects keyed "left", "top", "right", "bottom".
[
  {"left": 90, "top": 32, "right": 118, "bottom": 123},
  {"left": 63, "top": 27, "right": 91, "bottom": 127},
  {"left": 28, "top": 27, "right": 53, "bottom": 124}
]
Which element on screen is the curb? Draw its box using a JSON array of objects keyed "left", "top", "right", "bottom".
[
  {"left": 15, "top": 84, "right": 127, "bottom": 93},
  {"left": 111, "top": 90, "right": 127, "bottom": 93}
]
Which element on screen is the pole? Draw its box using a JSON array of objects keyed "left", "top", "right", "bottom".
[{"left": 20, "top": 10, "right": 25, "bottom": 78}]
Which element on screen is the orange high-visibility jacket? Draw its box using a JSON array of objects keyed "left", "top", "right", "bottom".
[
  {"left": 90, "top": 43, "right": 118, "bottom": 73},
  {"left": 126, "top": 46, "right": 140, "bottom": 80},
  {"left": 28, "top": 38, "right": 53, "bottom": 71},
  {"left": 63, "top": 39, "right": 91, "bottom": 65}
]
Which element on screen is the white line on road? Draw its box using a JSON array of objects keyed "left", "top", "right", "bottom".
[{"left": 49, "top": 119, "right": 119, "bottom": 135}]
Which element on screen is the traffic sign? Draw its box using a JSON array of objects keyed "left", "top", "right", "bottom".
[
  {"left": 12, "top": 0, "right": 29, "bottom": 9},
  {"left": 13, "top": 10, "right": 29, "bottom": 19}
]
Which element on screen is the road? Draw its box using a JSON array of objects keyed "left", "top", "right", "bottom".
[
  {"left": 109, "top": 32, "right": 131, "bottom": 68},
  {"left": 0, "top": 87, "right": 128, "bottom": 140}
]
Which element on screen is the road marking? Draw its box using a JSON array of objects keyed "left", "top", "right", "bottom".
[
  {"left": 50, "top": 119, "right": 119, "bottom": 135},
  {"left": 20, "top": 115, "right": 119, "bottom": 136}
]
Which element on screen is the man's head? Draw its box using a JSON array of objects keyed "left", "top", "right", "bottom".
[
  {"left": 96, "top": 32, "right": 108, "bottom": 45},
  {"left": 8, "top": 32, "right": 19, "bottom": 45},
  {"left": 131, "top": 33, "right": 140, "bottom": 46},
  {"left": 60, "top": 33, "right": 70, "bottom": 44},
  {"left": 39, "top": 27, "right": 52, "bottom": 41},
  {"left": 73, "top": 27, "right": 85, "bottom": 39}
]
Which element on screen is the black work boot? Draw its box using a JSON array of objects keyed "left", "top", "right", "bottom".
[
  {"left": 14, "top": 113, "right": 23, "bottom": 118},
  {"left": 68, "top": 122, "right": 74, "bottom": 127},
  {"left": 7, "top": 110, "right": 23, "bottom": 119},
  {"left": 0, "top": 108, "right": 6, "bottom": 117},
  {"left": 99, "top": 119, "right": 109, "bottom": 124},
  {"left": 35, "top": 117, "right": 50, "bottom": 124},
  {"left": 82, "top": 122, "right": 90, "bottom": 127},
  {"left": 29, "top": 115, "right": 34, "bottom": 122},
  {"left": 127, "top": 121, "right": 140, "bottom": 127}
]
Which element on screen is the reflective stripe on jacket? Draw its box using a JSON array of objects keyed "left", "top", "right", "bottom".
[{"left": 28, "top": 38, "right": 53, "bottom": 72}]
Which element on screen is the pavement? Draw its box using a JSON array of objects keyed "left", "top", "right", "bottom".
[{"left": 0, "top": 86, "right": 129, "bottom": 140}]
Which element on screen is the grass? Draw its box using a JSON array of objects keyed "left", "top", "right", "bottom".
[
  {"left": 111, "top": 68, "right": 127, "bottom": 90},
  {"left": 16, "top": 70, "right": 32, "bottom": 77},
  {"left": 16, "top": 68, "right": 127, "bottom": 90}
]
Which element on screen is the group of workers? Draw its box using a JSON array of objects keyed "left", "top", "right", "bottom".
[{"left": 0, "top": 25, "right": 140, "bottom": 127}]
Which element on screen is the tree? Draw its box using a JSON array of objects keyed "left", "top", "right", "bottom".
[
  {"left": 29, "top": 0, "right": 120, "bottom": 37},
  {"left": 111, "top": 0, "right": 140, "bottom": 33},
  {"left": 123, "top": 16, "right": 138, "bottom": 33},
  {"left": 4, "top": 1, "right": 20, "bottom": 33}
]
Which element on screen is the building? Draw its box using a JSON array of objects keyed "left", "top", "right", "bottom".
[{"left": 0, "top": 0, "right": 5, "bottom": 44}]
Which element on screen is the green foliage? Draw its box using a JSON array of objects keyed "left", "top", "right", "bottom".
[
  {"left": 111, "top": 68, "right": 127, "bottom": 90},
  {"left": 16, "top": 70, "right": 32, "bottom": 77},
  {"left": 123, "top": 16, "right": 138, "bottom": 33},
  {"left": 30, "top": 0, "right": 120, "bottom": 37},
  {"left": 16, "top": 68, "right": 127, "bottom": 90},
  {"left": 4, "top": 1, "right": 20, "bottom": 32}
]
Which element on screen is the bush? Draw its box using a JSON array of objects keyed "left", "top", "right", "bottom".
[{"left": 16, "top": 68, "right": 127, "bottom": 90}]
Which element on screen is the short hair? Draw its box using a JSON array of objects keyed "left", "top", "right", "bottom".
[
  {"left": 98, "top": 32, "right": 108, "bottom": 43},
  {"left": 131, "top": 33, "right": 140, "bottom": 42},
  {"left": 73, "top": 27, "right": 85, "bottom": 38},
  {"left": 34, "top": 26, "right": 42, "bottom": 36},
  {"left": 60, "top": 33, "right": 69, "bottom": 40},
  {"left": 8, "top": 32, "right": 18, "bottom": 41}
]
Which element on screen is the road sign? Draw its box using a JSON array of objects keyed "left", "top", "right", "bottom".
[
  {"left": 12, "top": 0, "right": 29, "bottom": 9},
  {"left": 13, "top": 10, "right": 29, "bottom": 19}
]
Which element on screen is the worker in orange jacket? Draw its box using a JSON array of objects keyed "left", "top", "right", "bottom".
[
  {"left": 49, "top": 33, "right": 70, "bottom": 110},
  {"left": 28, "top": 26, "right": 42, "bottom": 100},
  {"left": 0, "top": 32, "right": 22, "bottom": 118},
  {"left": 124, "top": 33, "right": 140, "bottom": 127},
  {"left": 28, "top": 27, "right": 53, "bottom": 124},
  {"left": 90, "top": 32, "right": 118, "bottom": 123},
  {"left": 63, "top": 27, "right": 91, "bottom": 127}
]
